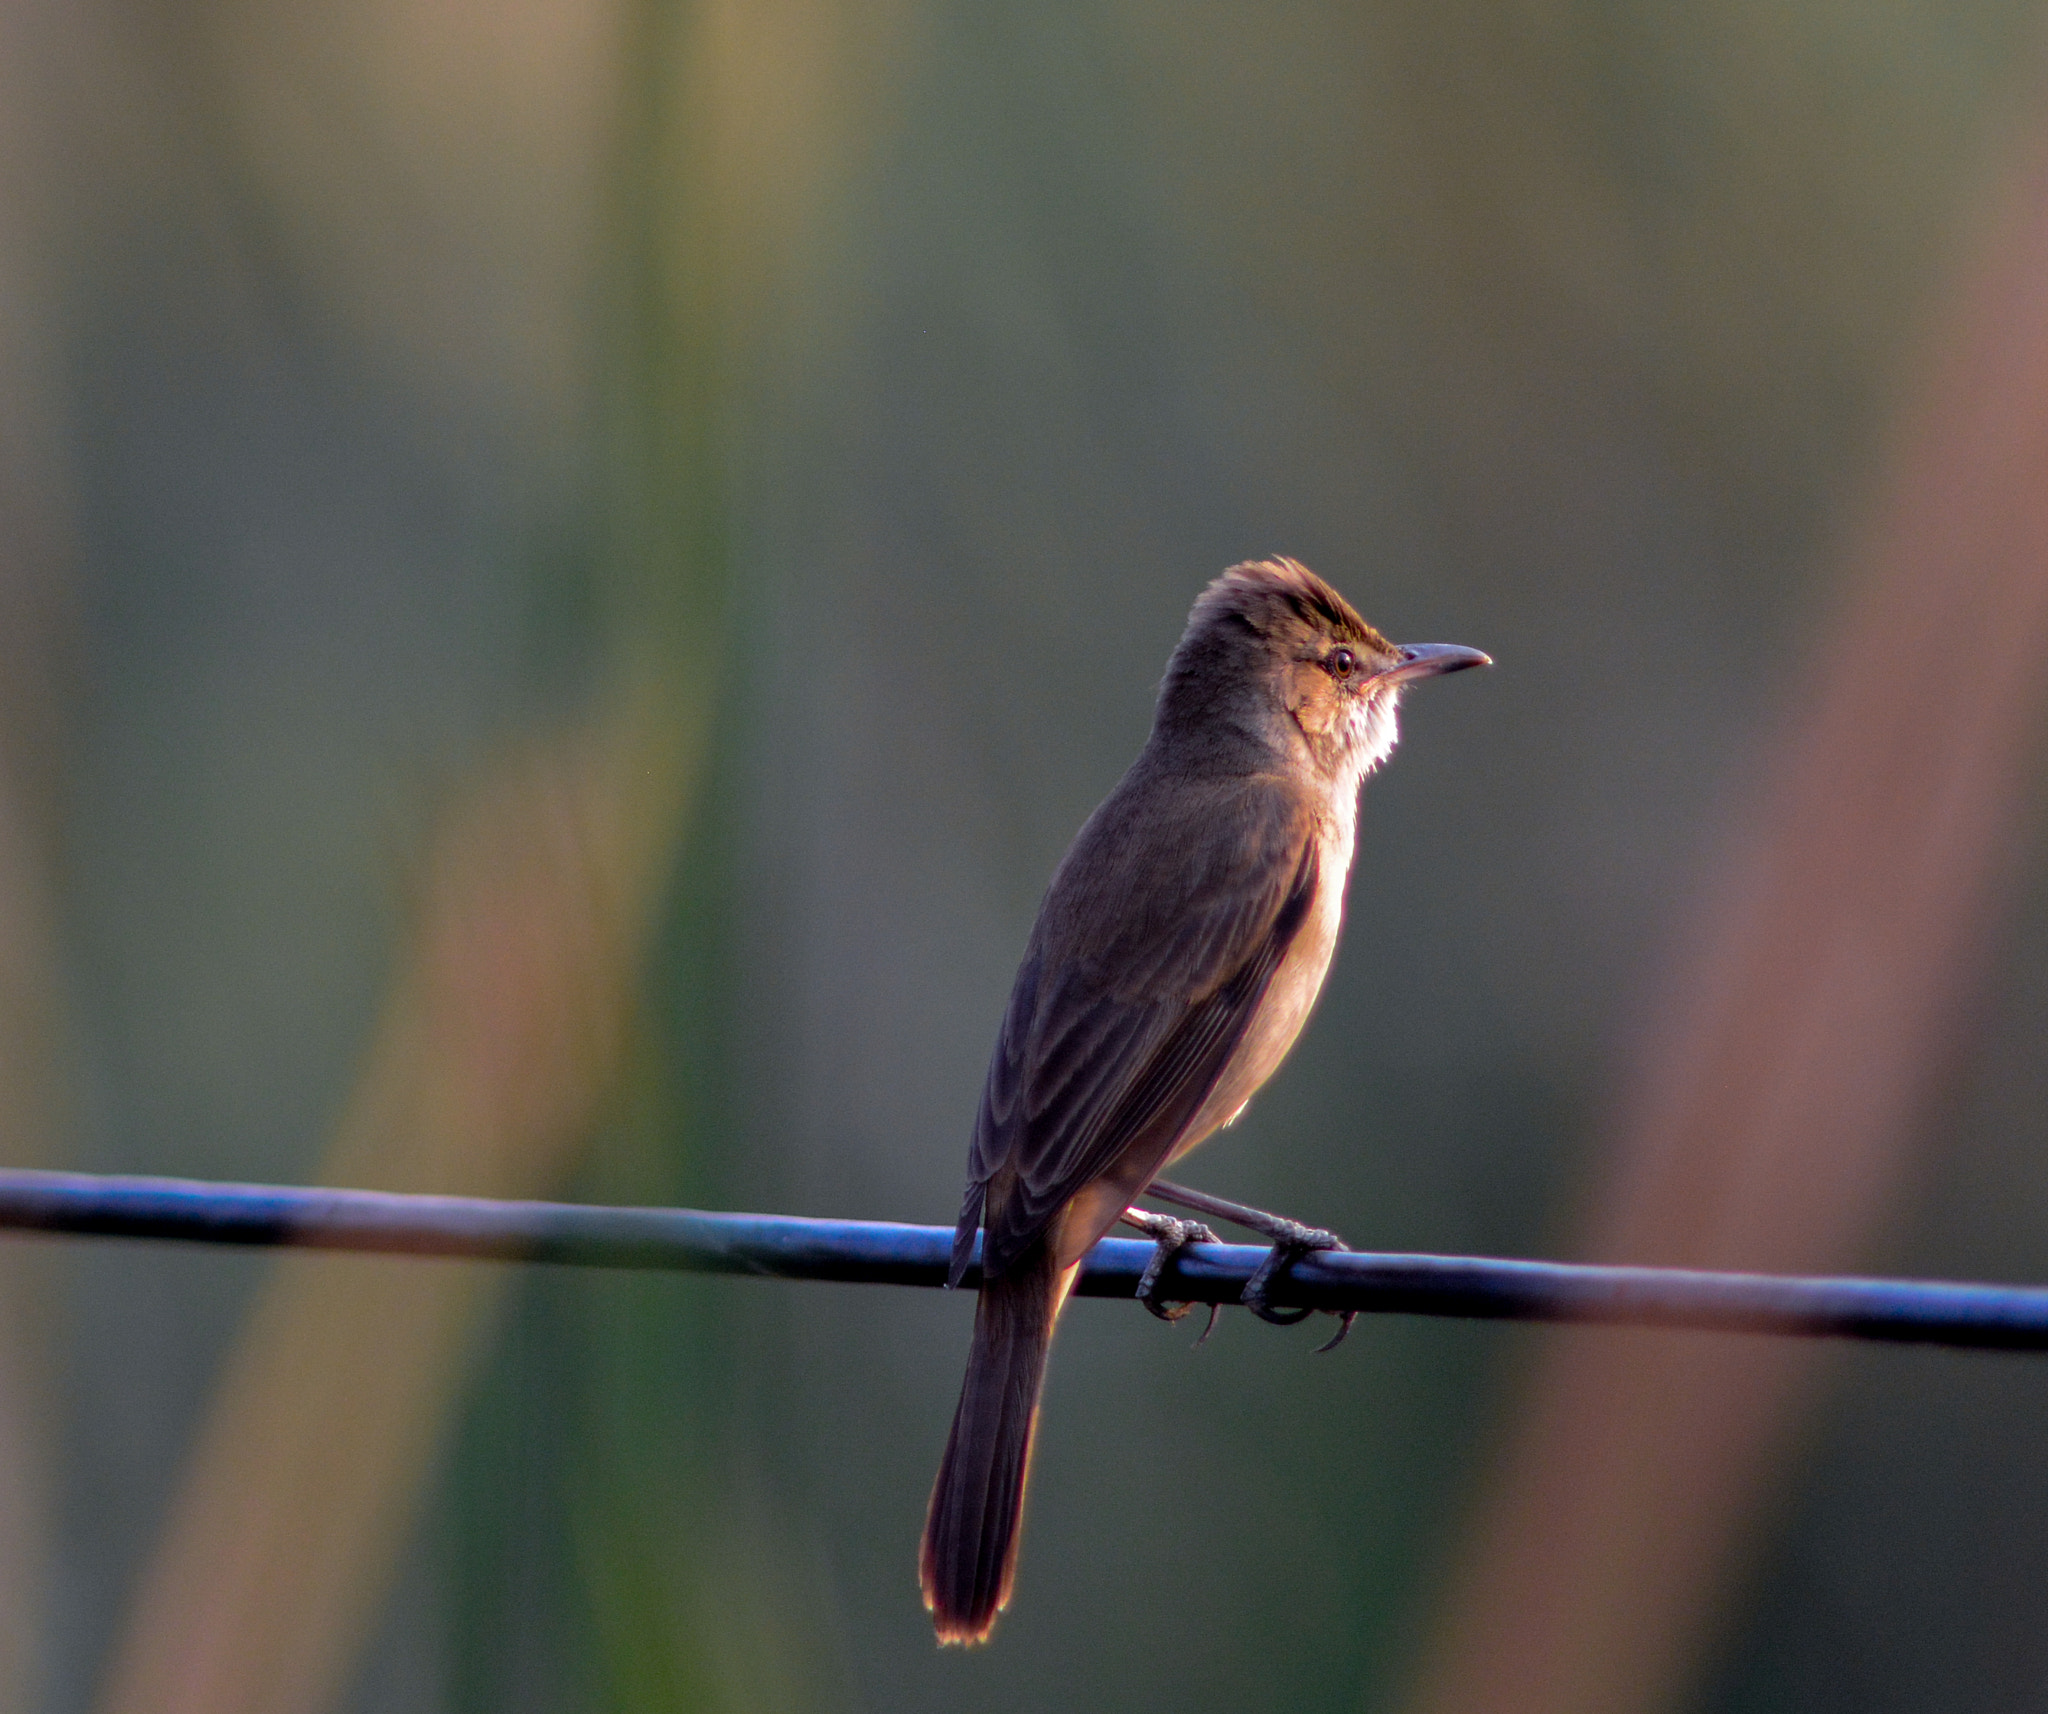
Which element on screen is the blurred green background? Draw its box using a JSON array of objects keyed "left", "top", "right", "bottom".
[{"left": 3, "top": 1, "right": 2048, "bottom": 1710}]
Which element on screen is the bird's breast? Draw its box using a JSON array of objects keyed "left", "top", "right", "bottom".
[{"left": 1166, "top": 807, "right": 1355, "bottom": 1163}]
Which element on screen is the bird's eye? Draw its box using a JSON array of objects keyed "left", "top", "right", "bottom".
[{"left": 1328, "top": 648, "right": 1357, "bottom": 678}]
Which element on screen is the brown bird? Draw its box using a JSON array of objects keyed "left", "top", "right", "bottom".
[{"left": 919, "top": 557, "right": 1488, "bottom": 1644}]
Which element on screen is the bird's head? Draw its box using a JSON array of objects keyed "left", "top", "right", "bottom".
[{"left": 1157, "top": 557, "right": 1489, "bottom": 783}]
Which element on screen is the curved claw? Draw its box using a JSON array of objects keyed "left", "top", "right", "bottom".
[
  {"left": 1311, "top": 1310, "right": 1358, "bottom": 1353},
  {"left": 1240, "top": 1249, "right": 1317, "bottom": 1325},
  {"left": 1142, "top": 1180, "right": 1358, "bottom": 1349},
  {"left": 1124, "top": 1211, "right": 1221, "bottom": 1323},
  {"left": 1240, "top": 1219, "right": 1345, "bottom": 1329}
]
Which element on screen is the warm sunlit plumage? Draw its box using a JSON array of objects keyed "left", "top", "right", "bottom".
[{"left": 920, "top": 559, "right": 1488, "bottom": 1643}]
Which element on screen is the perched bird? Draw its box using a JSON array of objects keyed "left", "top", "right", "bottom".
[{"left": 920, "top": 557, "right": 1488, "bottom": 1644}]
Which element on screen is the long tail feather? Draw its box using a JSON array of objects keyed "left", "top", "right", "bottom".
[{"left": 920, "top": 1240, "right": 1060, "bottom": 1645}]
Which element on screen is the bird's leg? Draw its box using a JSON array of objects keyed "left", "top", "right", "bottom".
[
  {"left": 1142, "top": 1178, "right": 1358, "bottom": 1351},
  {"left": 1119, "top": 1206, "right": 1223, "bottom": 1339}
]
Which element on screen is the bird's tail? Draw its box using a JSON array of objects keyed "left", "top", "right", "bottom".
[{"left": 920, "top": 1238, "right": 1063, "bottom": 1645}]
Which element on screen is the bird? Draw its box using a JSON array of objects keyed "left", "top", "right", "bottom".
[{"left": 919, "top": 557, "right": 1489, "bottom": 1644}]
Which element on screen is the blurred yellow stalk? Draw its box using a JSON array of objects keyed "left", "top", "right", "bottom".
[
  {"left": 80, "top": 0, "right": 920, "bottom": 1696},
  {"left": 93, "top": 692, "right": 703, "bottom": 1714}
]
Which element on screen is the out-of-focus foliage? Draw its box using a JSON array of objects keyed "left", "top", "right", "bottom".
[{"left": 0, "top": 0, "right": 2043, "bottom": 1711}]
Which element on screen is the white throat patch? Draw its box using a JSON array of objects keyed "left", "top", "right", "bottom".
[{"left": 1347, "top": 688, "right": 1403, "bottom": 784}]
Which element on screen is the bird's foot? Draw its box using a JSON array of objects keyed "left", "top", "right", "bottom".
[
  {"left": 1120, "top": 1207, "right": 1223, "bottom": 1340},
  {"left": 1143, "top": 1178, "right": 1359, "bottom": 1352},
  {"left": 1239, "top": 1218, "right": 1344, "bottom": 1330}
]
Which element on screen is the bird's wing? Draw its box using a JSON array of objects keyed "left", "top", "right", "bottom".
[{"left": 955, "top": 776, "right": 1319, "bottom": 1282}]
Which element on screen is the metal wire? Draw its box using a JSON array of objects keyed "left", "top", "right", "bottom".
[{"left": 3, "top": 1167, "right": 2047, "bottom": 1350}]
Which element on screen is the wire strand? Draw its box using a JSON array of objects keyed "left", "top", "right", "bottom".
[{"left": 2, "top": 1167, "right": 2045, "bottom": 1350}]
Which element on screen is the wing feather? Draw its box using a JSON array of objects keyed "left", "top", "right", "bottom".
[{"left": 955, "top": 772, "right": 1318, "bottom": 1282}]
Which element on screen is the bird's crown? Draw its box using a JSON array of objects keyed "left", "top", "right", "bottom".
[{"left": 1191, "top": 558, "right": 1393, "bottom": 654}]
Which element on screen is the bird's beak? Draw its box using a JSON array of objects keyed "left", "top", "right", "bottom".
[{"left": 1377, "top": 642, "right": 1492, "bottom": 687}]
